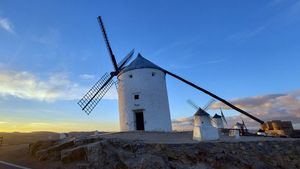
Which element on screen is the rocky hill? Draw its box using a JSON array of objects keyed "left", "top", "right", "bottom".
[{"left": 29, "top": 132, "right": 300, "bottom": 169}]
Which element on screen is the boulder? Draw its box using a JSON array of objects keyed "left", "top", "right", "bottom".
[{"left": 61, "top": 146, "right": 87, "bottom": 163}]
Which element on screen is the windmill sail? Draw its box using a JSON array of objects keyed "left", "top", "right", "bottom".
[
  {"left": 241, "top": 118, "right": 247, "bottom": 130},
  {"left": 117, "top": 49, "right": 135, "bottom": 70},
  {"left": 187, "top": 99, "right": 199, "bottom": 110},
  {"left": 220, "top": 108, "right": 228, "bottom": 125},
  {"left": 202, "top": 99, "right": 215, "bottom": 111},
  {"left": 97, "top": 16, "right": 118, "bottom": 71},
  {"left": 78, "top": 73, "right": 114, "bottom": 115},
  {"left": 78, "top": 16, "right": 135, "bottom": 115}
]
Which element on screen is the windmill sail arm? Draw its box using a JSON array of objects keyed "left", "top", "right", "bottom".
[
  {"left": 97, "top": 16, "right": 118, "bottom": 71},
  {"left": 78, "top": 73, "right": 114, "bottom": 114},
  {"left": 164, "top": 70, "right": 264, "bottom": 124},
  {"left": 203, "top": 99, "right": 215, "bottom": 111},
  {"left": 220, "top": 108, "right": 228, "bottom": 125},
  {"left": 187, "top": 99, "right": 200, "bottom": 110},
  {"left": 82, "top": 74, "right": 114, "bottom": 109},
  {"left": 117, "top": 49, "right": 135, "bottom": 70}
]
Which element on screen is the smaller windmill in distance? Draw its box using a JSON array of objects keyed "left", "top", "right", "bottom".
[
  {"left": 187, "top": 99, "right": 219, "bottom": 141},
  {"left": 235, "top": 117, "right": 248, "bottom": 135},
  {"left": 211, "top": 108, "right": 228, "bottom": 129}
]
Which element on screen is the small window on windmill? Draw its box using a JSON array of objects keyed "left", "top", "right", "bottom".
[
  {"left": 134, "top": 94, "right": 139, "bottom": 100},
  {"left": 129, "top": 74, "right": 133, "bottom": 78},
  {"left": 152, "top": 72, "right": 155, "bottom": 76}
]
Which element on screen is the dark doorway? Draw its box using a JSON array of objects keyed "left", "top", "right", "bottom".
[{"left": 135, "top": 112, "right": 144, "bottom": 130}]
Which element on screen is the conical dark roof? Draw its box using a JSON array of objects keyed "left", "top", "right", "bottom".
[
  {"left": 213, "top": 113, "right": 222, "bottom": 118},
  {"left": 120, "top": 53, "right": 163, "bottom": 74},
  {"left": 195, "top": 108, "right": 210, "bottom": 116}
]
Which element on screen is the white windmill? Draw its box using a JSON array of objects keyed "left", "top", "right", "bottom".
[
  {"left": 187, "top": 99, "right": 219, "bottom": 141},
  {"left": 78, "top": 16, "right": 266, "bottom": 132},
  {"left": 212, "top": 114, "right": 223, "bottom": 128},
  {"left": 78, "top": 16, "right": 171, "bottom": 132},
  {"left": 212, "top": 108, "right": 228, "bottom": 129}
]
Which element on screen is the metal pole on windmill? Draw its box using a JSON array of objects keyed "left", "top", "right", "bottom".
[{"left": 163, "top": 69, "right": 265, "bottom": 126}]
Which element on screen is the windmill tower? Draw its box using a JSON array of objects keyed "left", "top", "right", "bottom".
[
  {"left": 78, "top": 16, "right": 266, "bottom": 133},
  {"left": 118, "top": 54, "right": 172, "bottom": 131},
  {"left": 193, "top": 108, "right": 219, "bottom": 141},
  {"left": 188, "top": 100, "right": 219, "bottom": 141}
]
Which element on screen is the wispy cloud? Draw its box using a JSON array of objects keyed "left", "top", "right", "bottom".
[
  {"left": 30, "top": 122, "right": 49, "bottom": 126},
  {"left": 198, "top": 59, "right": 225, "bottom": 65},
  {"left": 0, "top": 70, "right": 79, "bottom": 101},
  {"left": 0, "top": 17, "right": 14, "bottom": 34},
  {"left": 173, "top": 89, "right": 300, "bottom": 130},
  {"left": 167, "top": 58, "right": 225, "bottom": 70},
  {"left": 32, "top": 28, "right": 61, "bottom": 48},
  {"left": 227, "top": 26, "right": 266, "bottom": 42},
  {"left": 268, "top": 0, "right": 287, "bottom": 6},
  {"left": 172, "top": 117, "right": 194, "bottom": 131},
  {"left": 211, "top": 90, "right": 300, "bottom": 124},
  {"left": 79, "top": 74, "right": 96, "bottom": 80},
  {"left": 227, "top": 0, "right": 300, "bottom": 43},
  {"left": 285, "top": 1, "right": 300, "bottom": 22},
  {"left": 0, "top": 121, "right": 8, "bottom": 124},
  {"left": 0, "top": 69, "right": 117, "bottom": 102},
  {"left": 152, "top": 37, "right": 204, "bottom": 58}
]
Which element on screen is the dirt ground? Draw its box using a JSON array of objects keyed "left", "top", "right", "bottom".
[
  {"left": 0, "top": 132, "right": 81, "bottom": 169},
  {"left": 0, "top": 144, "right": 51, "bottom": 168}
]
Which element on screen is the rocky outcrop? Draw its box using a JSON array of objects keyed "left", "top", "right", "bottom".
[{"left": 29, "top": 136, "right": 300, "bottom": 169}]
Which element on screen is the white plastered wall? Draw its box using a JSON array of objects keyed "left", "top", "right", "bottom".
[
  {"left": 118, "top": 68, "right": 172, "bottom": 132},
  {"left": 212, "top": 118, "right": 224, "bottom": 128},
  {"left": 193, "top": 115, "right": 219, "bottom": 141}
]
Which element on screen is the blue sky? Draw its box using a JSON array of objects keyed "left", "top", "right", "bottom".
[{"left": 0, "top": 0, "right": 300, "bottom": 132}]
